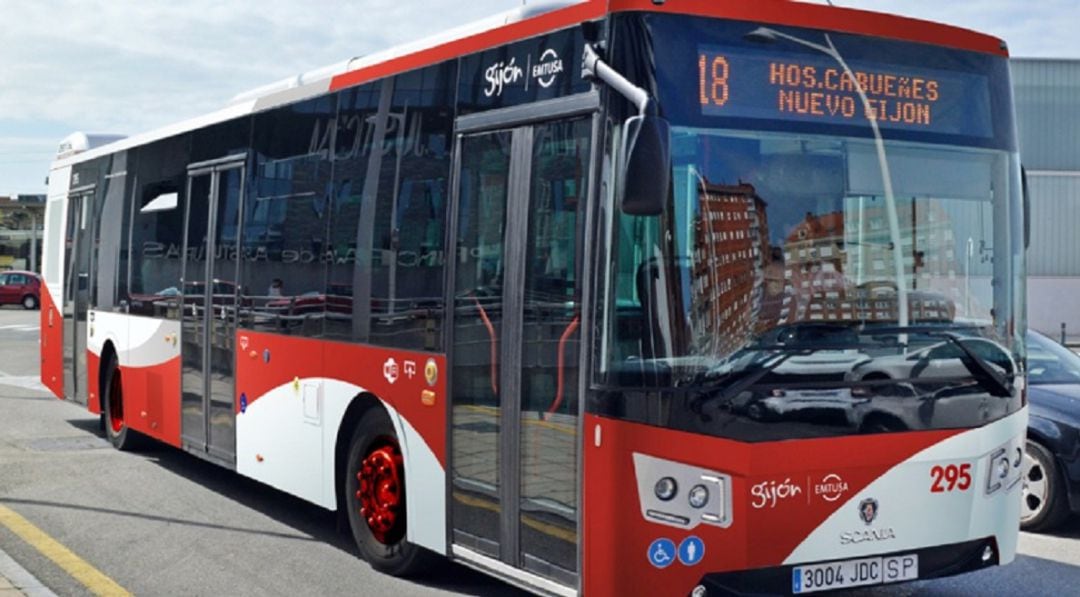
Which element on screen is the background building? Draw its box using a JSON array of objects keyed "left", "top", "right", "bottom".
[
  {"left": 1013, "top": 59, "right": 1080, "bottom": 340},
  {"left": 0, "top": 194, "right": 44, "bottom": 272}
]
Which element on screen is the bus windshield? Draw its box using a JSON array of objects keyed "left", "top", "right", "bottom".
[{"left": 598, "top": 15, "right": 1025, "bottom": 409}]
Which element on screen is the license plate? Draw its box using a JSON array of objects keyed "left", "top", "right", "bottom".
[{"left": 792, "top": 554, "right": 918, "bottom": 594}]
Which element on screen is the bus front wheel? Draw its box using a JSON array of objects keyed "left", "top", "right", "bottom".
[{"left": 345, "top": 407, "right": 430, "bottom": 576}]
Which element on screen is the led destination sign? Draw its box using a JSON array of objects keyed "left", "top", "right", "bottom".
[{"left": 696, "top": 45, "right": 993, "bottom": 138}]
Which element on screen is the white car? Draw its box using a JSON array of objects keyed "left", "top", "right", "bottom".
[{"left": 845, "top": 337, "right": 1015, "bottom": 387}]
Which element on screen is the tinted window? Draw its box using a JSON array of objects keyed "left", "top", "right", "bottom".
[
  {"left": 94, "top": 151, "right": 129, "bottom": 311},
  {"left": 325, "top": 83, "right": 381, "bottom": 341},
  {"left": 369, "top": 65, "right": 454, "bottom": 350},
  {"left": 126, "top": 136, "right": 191, "bottom": 318},
  {"left": 1028, "top": 331, "right": 1080, "bottom": 384},
  {"left": 244, "top": 96, "right": 335, "bottom": 337},
  {"left": 326, "top": 63, "right": 455, "bottom": 350},
  {"left": 192, "top": 117, "right": 251, "bottom": 163}
]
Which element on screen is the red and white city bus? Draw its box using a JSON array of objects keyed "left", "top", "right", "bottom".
[{"left": 40, "top": 1, "right": 1028, "bottom": 595}]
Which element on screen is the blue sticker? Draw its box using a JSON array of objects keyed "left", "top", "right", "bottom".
[
  {"left": 240, "top": 393, "right": 248, "bottom": 414},
  {"left": 263, "top": 348, "right": 271, "bottom": 363},
  {"left": 678, "top": 536, "right": 705, "bottom": 566},
  {"left": 647, "top": 538, "right": 676, "bottom": 569}
]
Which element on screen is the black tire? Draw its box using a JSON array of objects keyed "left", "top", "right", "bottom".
[
  {"left": 21, "top": 294, "right": 38, "bottom": 310},
  {"left": 1021, "top": 440, "right": 1070, "bottom": 532},
  {"left": 102, "top": 355, "right": 141, "bottom": 451},
  {"left": 345, "top": 407, "right": 432, "bottom": 576}
]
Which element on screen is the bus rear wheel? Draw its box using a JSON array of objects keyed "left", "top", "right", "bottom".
[
  {"left": 345, "top": 408, "right": 430, "bottom": 576},
  {"left": 102, "top": 355, "right": 140, "bottom": 451}
]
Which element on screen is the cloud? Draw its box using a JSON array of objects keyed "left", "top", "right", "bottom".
[
  {"left": 3, "top": 0, "right": 1078, "bottom": 194},
  {"left": 0, "top": 0, "right": 522, "bottom": 192},
  {"left": 0, "top": 1, "right": 521, "bottom": 131},
  {"left": 842, "top": 0, "right": 1080, "bottom": 57}
]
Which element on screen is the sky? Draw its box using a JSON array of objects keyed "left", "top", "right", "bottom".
[{"left": 2, "top": 0, "right": 1078, "bottom": 196}]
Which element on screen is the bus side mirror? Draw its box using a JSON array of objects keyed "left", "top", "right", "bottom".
[{"left": 618, "top": 114, "right": 671, "bottom": 216}]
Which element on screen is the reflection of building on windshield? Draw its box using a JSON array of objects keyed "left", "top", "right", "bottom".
[
  {"left": 779, "top": 202, "right": 964, "bottom": 326},
  {"left": 682, "top": 168, "right": 992, "bottom": 355},
  {"left": 689, "top": 181, "right": 769, "bottom": 357},
  {"left": 613, "top": 128, "right": 1008, "bottom": 372}
]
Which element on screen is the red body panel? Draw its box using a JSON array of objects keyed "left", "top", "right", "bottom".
[
  {"left": 86, "top": 351, "right": 101, "bottom": 414},
  {"left": 118, "top": 358, "right": 183, "bottom": 448},
  {"left": 581, "top": 414, "right": 960, "bottom": 596},
  {"left": 329, "top": 0, "right": 1005, "bottom": 94},
  {"left": 39, "top": 284, "right": 64, "bottom": 399},
  {"left": 234, "top": 331, "right": 448, "bottom": 467},
  {"left": 329, "top": 0, "right": 606, "bottom": 91}
]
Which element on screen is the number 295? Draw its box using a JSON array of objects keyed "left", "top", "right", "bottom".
[{"left": 930, "top": 463, "right": 972, "bottom": 493}]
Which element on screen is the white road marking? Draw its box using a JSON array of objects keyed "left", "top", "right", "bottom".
[{"left": 0, "top": 376, "right": 48, "bottom": 392}]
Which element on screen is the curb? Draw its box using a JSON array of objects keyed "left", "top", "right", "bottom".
[{"left": 0, "top": 548, "right": 56, "bottom": 597}]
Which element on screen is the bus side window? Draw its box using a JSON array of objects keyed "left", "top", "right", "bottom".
[
  {"left": 325, "top": 83, "right": 378, "bottom": 343},
  {"left": 245, "top": 96, "right": 336, "bottom": 338},
  {"left": 367, "top": 65, "right": 455, "bottom": 351},
  {"left": 126, "top": 136, "right": 191, "bottom": 319}
]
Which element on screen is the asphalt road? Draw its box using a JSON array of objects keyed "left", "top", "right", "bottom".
[{"left": 1, "top": 306, "right": 1079, "bottom": 596}]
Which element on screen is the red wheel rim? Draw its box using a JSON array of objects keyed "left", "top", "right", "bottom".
[
  {"left": 109, "top": 370, "right": 124, "bottom": 434},
  {"left": 355, "top": 437, "right": 405, "bottom": 544}
]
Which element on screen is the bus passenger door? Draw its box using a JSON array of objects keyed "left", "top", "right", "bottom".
[
  {"left": 181, "top": 159, "right": 245, "bottom": 466},
  {"left": 63, "top": 187, "right": 94, "bottom": 405},
  {"left": 450, "top": 115, "right": 591, "bottom": 589}
]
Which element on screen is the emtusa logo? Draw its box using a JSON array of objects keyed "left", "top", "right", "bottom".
[
  {"left": 484, "top": 57, "right": 524, "bottom": 97},
  {"left": 814, "top": 473, "right": 850, "bottom": 503},
  {"left": 531, "top": 49, "right": 564, "bottom": 88},
  {"left": 750, "top": 478, "right": 803, "bottom": 509}
]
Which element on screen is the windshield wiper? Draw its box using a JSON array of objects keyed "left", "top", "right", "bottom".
[
  {"left": 689, "top": 349, "right": 809, "bottom": 419},
  {"left": 864, "top": 325, "right": 1013, "bottom": 397}
]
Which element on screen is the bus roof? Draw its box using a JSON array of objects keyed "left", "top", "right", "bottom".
[{"left": 52, "top": 0, "right": 1007, "bottom": 170}]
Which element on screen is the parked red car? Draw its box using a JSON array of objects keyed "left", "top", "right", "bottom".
[{"left": 0, "top": 270, "right": 41, "bottom": 309}]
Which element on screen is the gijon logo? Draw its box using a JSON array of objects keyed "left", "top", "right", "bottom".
[
  {"left": 484, "top": 57, "right": 523, "bottom": 97},
  {"left": 750, "top": 478, "right": 803, "bottom": 509}
]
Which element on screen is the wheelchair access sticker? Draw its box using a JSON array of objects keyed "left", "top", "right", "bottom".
[
  {"left": 648, "top": 535, "right": 673, "bottom": 570},
  {"left": 648, "top": 538, "right": 677, "bottom": 569}
]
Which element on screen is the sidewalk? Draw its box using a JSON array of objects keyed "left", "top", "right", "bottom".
[{"left": 0, "top": 548, "right": 55, "bottom": 597}]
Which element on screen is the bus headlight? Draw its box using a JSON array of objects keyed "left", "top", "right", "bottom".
[
  {"left": 985, "top": 437, "right": 1024, "bottom": 495},
  {"left": 996, "top": 456, "right": 1010, "bottom": 480},
  {"left": 655, "top": 477, "right": 678, "bottom": 501},
  {"left": 688, "top": 484, "right": 709, "bottom": 509}
]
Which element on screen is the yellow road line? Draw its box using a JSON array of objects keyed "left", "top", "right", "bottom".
[
  {"left": 459, "top": 405, "right": 577, "bottom": 437},
  {"left": 0, "top": 504, "right": 132, "bottom": 597},
  {"left": 452, "top": 492, "right": 577, "bottom": 544},
  {"left": 527, "top": 419, "right": 576, "bottom": 437}
]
